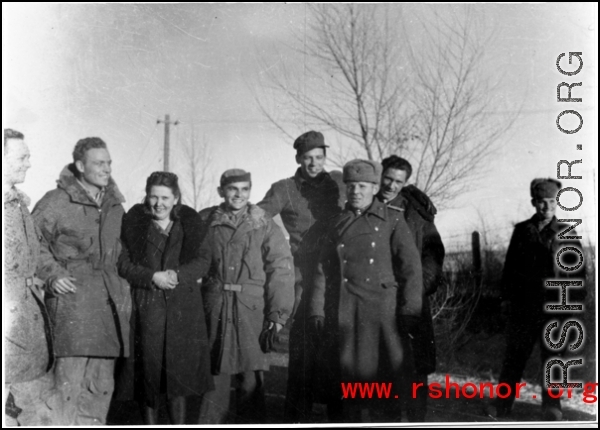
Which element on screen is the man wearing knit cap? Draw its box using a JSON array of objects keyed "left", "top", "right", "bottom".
[
  {"left": 258, "top": 131, "right": 345, "bottom": 422},
  {"left": 197, "top": 169, "right": 294, "bottom": 424},
  {"left": 309, "top": 159, "right": 423, "bottom": 422},
  {"left": 486, "top": 178, "right": 586, "bottom": 421}
]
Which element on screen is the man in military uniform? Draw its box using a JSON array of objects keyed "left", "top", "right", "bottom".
[
  {"left": 198, "top": 169, "right": 294, "bottom": 424},
  {"left": 487, "top": 178, "right": 586, "bottom": 421},
  {"left": 258, "top": 131, "right": 345, "bottom": 422},
  {"left": 32, "top": 137, "right": 131, "bottom": 425},
  {"left": 309, "top": 159, "right": 423, "bottom": 422},
  {"left": 377, "top": 155, "right": 445, "bottom": 422}
]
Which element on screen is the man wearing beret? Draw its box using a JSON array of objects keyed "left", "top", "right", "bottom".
[
  {"left": 258, "top": 131, "right": 345, "bottom": 422},
  {"left": 487, "top": 178, "right": 586, "bottom": 421},
  {"left": 377, "top": 155, "right": 445, "bottom": 422},
  {"left": 197, "top": 169, "right": 294, "bottom": 423},
  {"left": 309, "top": 159, "right": 423, "bottom": 422}
]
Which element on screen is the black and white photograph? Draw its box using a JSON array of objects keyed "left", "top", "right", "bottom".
[{"left": 2, "top": 3, "right": 597, "bottom": 426}]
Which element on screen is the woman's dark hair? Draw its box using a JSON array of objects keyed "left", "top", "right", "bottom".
[{"left": 143, "top": 171, "right": 182, "bottom": 220}]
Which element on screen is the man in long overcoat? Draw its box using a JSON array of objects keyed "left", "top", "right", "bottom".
[
  {"left": 309, "top": 159, "right": 423, "bottom": 422},
  {"left": 488, "top": 178, "right": 586, "bottom": 421},
  {"left": 4, "top": 129, "right": 55, "bottom": 425},
  {"left": 257, "top": 130, "right": 345, "bottom": 422},
  {"left": 198, "top": 169, "right": 294, "bottom": 424},
  {"left": 377, "top": 155, "right": 445, "bottom": 421},
  {"left": 32, "top": 137, "right": 131, "bottom": 425}
]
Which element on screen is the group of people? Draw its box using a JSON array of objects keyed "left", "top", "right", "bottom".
[{"left": 3, "top": 127, "right": 584, "bottom": 425}]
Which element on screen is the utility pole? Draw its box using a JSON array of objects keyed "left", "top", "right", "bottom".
[{"left": 157, "top": 114, "right": 179, "bottom": 171}]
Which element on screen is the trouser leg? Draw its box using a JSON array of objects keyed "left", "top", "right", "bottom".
[
  {"left": 198, "top": 373, "right": 231, "bottom": 424},
  {"left": 9, "top": 372, "right": 58, "bottom": 426},
  {"left": 496, "top": 318, "right": 538, "bottom": 413},
  {"left": 540, "top": 337, "right": 563, "bottom": 411},
  {"left": 236, "top": 370, "right": 266, "bottom": 424},
  {"left": 167, "top": 396, "right": 186, "bottom": 424},
  {"left": 76, "top": 357, "right": 115, "bottom": 425},
  {"left": 54, "top": 357, "right": 87, "bottom": 426},
  {"left": 284, "top": 313, "right": 315, "bottom": 422},
  {"left": 406, "top": 372, "right": 428, "bottom": 422}
]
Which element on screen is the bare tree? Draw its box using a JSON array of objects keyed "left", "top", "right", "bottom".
[
  {"left": 177, "top": 127, "right": 216, "bottom": 211},
  {"left": 255, "top": 4, "right": 518, "bottom": 207}
]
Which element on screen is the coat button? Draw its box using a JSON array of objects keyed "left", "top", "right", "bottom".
[
  {"left": 369, "top": 259, "right": 374, "bottom": 264},
  {"left": 343, "top": 260, "right": 348, "bottom": 264},
  {"left": 340, "top": 243, "right": 345, "bottom": 248},
  {"left": 343, "top": 278, "right": 348, "bottom": 283},
  {"left": 371, "top": 242, "right": 376, "bottom": 247},
  {"left": 374, "top": 227, "right": 379, "bottom": 231},
  {"left": 365, "top": 278, "right": 370, "bottom": 282}
]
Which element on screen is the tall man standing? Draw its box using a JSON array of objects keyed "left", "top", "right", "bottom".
[
  {"left": 198, "top": 169, "right": 294, "bottom": 424},
  {"left": 488, "top": 178, "right": 586, "bottom": 421},
  {"left": 4, "top": 129, "right": 54, "bottom": 426},
  {"left": 309, "top": 159, "right": 423, "bottom": 422},
  {"left": 32, "top": 137, "right": 131, "bottom": 425},
  {"left": 258, "top": 131, "right": 345, "bottom": 422},
  {"left": 377, "top": 155, "right": 445, "bottom": 421}
]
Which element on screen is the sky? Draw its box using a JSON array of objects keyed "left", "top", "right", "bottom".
[{"left": 2, "top": 3, "right": 598, "bottom": 251}]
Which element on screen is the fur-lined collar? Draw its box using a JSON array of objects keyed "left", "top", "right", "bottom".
[
  {"left": 210, "top": 203, "right": 269, "bottom": 230},
  {"left": 3, "top": 186, "right": 30, "bottom": 207},
  {"left": 56, "top": 164, "right": 125, "bottom": 205}
]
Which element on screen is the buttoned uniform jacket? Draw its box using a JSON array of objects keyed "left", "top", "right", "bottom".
[
  {"left": 198, "top": 203, "right": 294, "bottom": 375},
  {"left": 32, "top": 165, "right": 131, "bottom": 358},
  {"left": 309, "top": 198, "right": 423, "bottom": 385},
  {"left": 4, "top": 187, "right": 52, "bottom": 383},
  {"left": 501, "top": 215, "right": 586, "bottom": 318},
  {"left": 383, "top": 188, "right": 445, "bottom": 375}
]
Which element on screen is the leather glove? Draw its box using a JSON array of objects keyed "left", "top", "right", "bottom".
[
  {"left": 259, "top": 320, "right": 281, "bottom": 353},
  {"left": 308, "top": 315, "right": 325, "bottom": 338}
]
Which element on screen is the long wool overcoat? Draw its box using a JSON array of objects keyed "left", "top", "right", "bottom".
[
  {"left": 198, "top": 204, "right": 294, "bottom": 375},
  {"left": 310, "top": 198, "right": 423, "bottom": 390},
  {"left": 116, "top": 203, "right": 213, "bottom": 405},
  {"left": 32, "top": 165, "right": 131, "bottom": 357}
]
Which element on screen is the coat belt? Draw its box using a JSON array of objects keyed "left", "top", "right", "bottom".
[{"left": 222, "top": 283, "right": 263, "bottom": 297}]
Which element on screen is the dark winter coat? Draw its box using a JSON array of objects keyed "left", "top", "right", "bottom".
[
  {"left": 501, "top": 215, "right": 586, "bottom": 316},
  {"left": 4, "top": 187, "right": 51, "bottom": 383},
  {"left": 198, "top": 203, "right": 294, "bottom": 375},
  {"left": 258, "top": 168, "right": 346, "bottom": 260},
  {"left": 32, "top": 165, "right": 131, "bottom": 357},
  {"left": 384, "top": 187, "right": 445, "bottom": 375},
  {"left": 309, "top": 199, "right": 423, "bottom": 386},
  {"left": 116, "top": 204, "right": 213, "bottom": 405}
]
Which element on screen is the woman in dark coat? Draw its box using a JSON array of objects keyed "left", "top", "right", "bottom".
[{"left": 117, "top": 171, "right": 213, "bottom": 424}]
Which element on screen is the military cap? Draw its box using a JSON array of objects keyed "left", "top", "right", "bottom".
[
  {"left": 530, "top": 178, "right": 561, "bottom": 199},
  {"left": 343, "top": 159, "right": 382, "bottom": 184},
  {"left": 220, "top": 168, "right": 251, "bottom": 187},
  {"left": 293, "top": 131, "right": 328, "bottom": 156}
]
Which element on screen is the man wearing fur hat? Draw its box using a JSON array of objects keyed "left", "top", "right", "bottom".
[
  {"left": 198, "top": 169, "right": 294, "bottom": 424},
  {"left": 487, "top": 178, "right": 586, "bottom": 421},
  {"left": 309, "top": 159, "right": 423, "bottom": 422},
  {"left": 258, "top": 131, "right": 346, "bottom": 422},
  {"left": 32, "top": 137, "right": 131, "bottom": 425}
]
